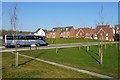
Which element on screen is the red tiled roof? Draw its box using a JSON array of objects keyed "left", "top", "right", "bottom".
[
  {"left": 76, "top": 28, "right": 93, "bottom": 34},
  {"left": 95, "top": 25, "right": 111, "bottom": 34},
  {"left": 83, "top": 28, "right": 92, "bottom": 33},
  {"left": 60, "top": 27, "right": 73, "bottom": 33}
]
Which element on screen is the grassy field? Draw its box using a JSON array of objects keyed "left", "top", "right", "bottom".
[
  {"left": 2, "top": 53, "right": 96, "bottom": 78},
  {"left": 46, "top": 38, "right": 100, "bottom": 44},
  {"left": 17, "top": 43, "right": 119, "bottom": 78},
  {"left": 2, "top": 43, "right": 119, "bottom": 78}
]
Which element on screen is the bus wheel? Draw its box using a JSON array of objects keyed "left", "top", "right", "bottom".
[
  {"left": 36, "top": 43, "right": 41, "bottom": 47},
  {"left": 17, "top": 44, "right": 20, "bottom": 48}
]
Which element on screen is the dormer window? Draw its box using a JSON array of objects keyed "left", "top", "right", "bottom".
[
  {"left": 66, "top": 28, "right": 69, "bottom": 31},
  {"left": 52, "top": 29, "right": 55, "bottom": 31}
]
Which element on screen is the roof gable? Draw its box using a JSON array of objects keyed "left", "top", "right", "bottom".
[
  {"left": 95, "top": 25, "right": 111, "bottom": 33},
  {"left": 76, "top": 28, "right": 84, "bottom": 35},
  {"left": 97, "top": 28, "right": 106, "bottom": 34},
  {"left": 35, "top": 28, "right": 41, "bottom": 33}
]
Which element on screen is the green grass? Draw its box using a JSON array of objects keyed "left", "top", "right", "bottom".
[
  {"left": 46, "top": 38, "right": 100, "bottom": 44},
  {"left": 2, "top": 53, "right": 96, "bottom": 78},
  {"left": 18, "top": 43, "right": 118, "bottom": 78}
]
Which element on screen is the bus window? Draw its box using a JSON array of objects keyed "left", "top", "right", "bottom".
[
  {"left": 32, "top": 36, "right": 38, "bottom": 40},
  {"left": 18, "top": 36, "right": 26, "bottom": 40},
  {"left": 26, "top": 36, "right": 32, "bottom": 40},
  {"left": 31, "top": 36, "right": 41, "bottom": 40},
  {"left": 6, "top": 36, "right": 13, "bottom": 40}
]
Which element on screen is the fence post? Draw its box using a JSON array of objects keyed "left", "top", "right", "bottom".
[
  {"left": 105, "top": 44, "right": 106, "bottom": 49},
  {"left": 100, "top": 50, "right": 103, "bottom": 64},
  {"left": 15, "top": 52, "right": 18, "bottom": 67},
  {"left": 78, "top": 45, "right": 80, "bottom": 50},
  {"left": 116, "top": 43, "right": 117, "bottom": 48},
  {"left": 100, "top": 43, "right": 103, "bottom": 64},
  {"left": 86, "top": 45, "right": 89, "bottom": 52},
  {"left": 56, "top": 48, "right": 58, "bottom": 53},
  {"left": 55, "top": 38, "right": 58, "bottom": 53},
  {"left": 99, "top": 47, "right": 100, "bottom": 57},
  {"left": 99, "top": 47, "right": 101, "bottom": 64}
]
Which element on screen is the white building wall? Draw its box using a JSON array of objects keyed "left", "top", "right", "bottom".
[{"left": 34, "top": 29, "right": 45, "bottom": 36}]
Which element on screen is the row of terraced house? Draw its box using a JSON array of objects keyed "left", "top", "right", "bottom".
[{"left": 34, "top": 25, "right": 120, "bottom": 41}]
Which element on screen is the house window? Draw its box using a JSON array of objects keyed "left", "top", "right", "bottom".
[
  {"left": 100, "top": 33, "right": 103, "bottom": 36},
  {"left": 86, "top": 33, "right": 89, "bottom": 38},
  {"left": 66, "top": 28, "right": 69, "bottom": 31},
  {"left": 61, "top": 29, "right": 62, "bottom": 31},
  {"left": 106, "top": 33, "right": 108, "bottom": 36},
  {"left": 80, "top": 33, "right": 82, "bottom": 35},
  {"left": 106, "top": 37, "right": 108, "bottom": 40}
]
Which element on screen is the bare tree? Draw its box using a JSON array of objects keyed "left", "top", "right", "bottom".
[
  {"left": 95, "top": 5, "right": 104, "bottom": 64},
  {"left": 85, "top": 25, "right": 89, "bottom": 52},
  {"left": 9, "top": 3, "right": 19, "bottom": 66},
  {"left": 99, "top": 5, "right": 104, "bottom": 25},
  {"left": 56, "top": 37, "right": 58, "bottom": 53},
  {"left": 99, "top": 5, "right": 104, "bottom": 64}
]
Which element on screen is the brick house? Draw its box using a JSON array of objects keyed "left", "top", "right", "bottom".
[
  {"left": 75, "top": 28, "right": 93, "bottom": 39},
  {"left": 46, "top": 31, "right": 56, "bottom": 38},
  {"left": 60, "top": 26, "right": 75, "bottom": 38},
  {"left": 75, "top": 28, "right": 84, "bottom": 38},
  {"left": 46, "top": 27, "right": 65, "bottom": 38},
  {"left": 37, "top": 25, "right": 114, "bottom": 41},
  {"left": 46, "top": 30, "right": 53, "bottom": 38},
  {"left": 93, "top": 25, "right": 114, "bottom": 41}
]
